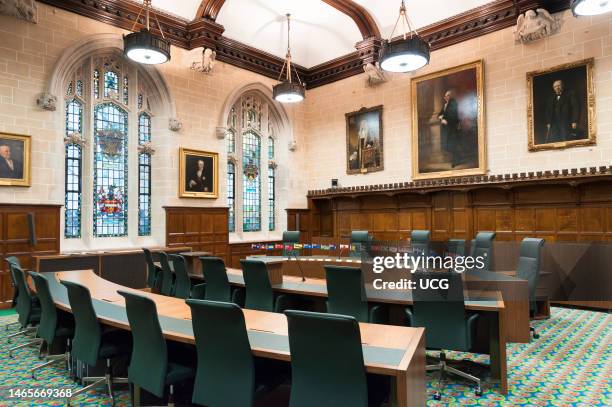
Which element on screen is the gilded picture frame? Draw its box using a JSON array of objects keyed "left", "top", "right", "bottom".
[
  {"left": 0, "top": 132, "right": 31, "bottom": 187},
  {"left": 179, "top": 147, "right": 218, "bottom": 199},
  {"left": 527, "top": 58, "right": 596, "bottom": 151},
  {"left": 411, "top": 60, "right": 486, "bottom": 180},
  {"left": 346, "top": 105, "right": 384, "bottom": 174}
]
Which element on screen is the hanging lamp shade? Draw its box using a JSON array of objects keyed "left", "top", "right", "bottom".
[
  {"left": 124, "top": 29, "right": 171, "bottom": 65},
  {"left": 380, "top": 0, "right": 430, "bottom": 73},
  {"left": 123, "top": 0, "right": 171, "bottom": 65},
  {"left": 571, "top": 0, "right": 612, "bottom": 16},
  {"left": 274, "top": 14, "right": 305, "bottom": 104}
]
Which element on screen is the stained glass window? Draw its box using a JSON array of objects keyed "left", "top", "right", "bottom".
[
  {"left": 268, "top": 166, "right": 275, "bottom": 231},
  {"left": 76, "top": 80, "right": 83, "bottom": 97},
  {"left": 66, "top": 81, "right": 73, "bottom": 96},
  {"left": 268, "top": 137, "right": 274, "bottom": 159},
  {"left": 138, "top": 113, "right": 152, "bottom": 236},
  {"left": 242, "top": 130, "right": 261, "bottom": 231},
  {"left": 65, "top": 99, "right": 83, "bottom": 238},
  {"left": 227, "top": 128, "right": 235, "bottom": 154},
  {"left": 228, "top": 162, "right": 235, "bottom": 232},
  {"left": 137, "top": 93, "right": 143, "bottom": 110},
  {"left": 93, "top": 69, "right": 100, "bottom": 99},
  {"left": 104, "top": 71, "right": 118, "bottom": 98},
  {"left": 93, "top": 103, "right": 128, "bottom": 237},
  {"left": 123, "top": 76, "right": 129, "bottom": 105}
]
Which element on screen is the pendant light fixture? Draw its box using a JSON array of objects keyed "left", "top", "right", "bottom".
[
  {"left": 380, "top": 0, "right": 430, "bottom": 73},
  {"left": 571, "top": 0, "right": 612, "bottom": 16},
  {"left": 273, "top": 14, "right": 305, "bottom": 104},
  {"left": 124, "top": 0, "right": 171, "bottom": 65}
]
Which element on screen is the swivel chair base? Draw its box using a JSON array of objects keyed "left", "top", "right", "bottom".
[
  {"left": 67, "top": 358, "right": 128, "bottom": 407},
  {"left": 427, "top": 351, "right": 482, "bottom": 400},
  {"left": 32, "top": 339, "right": 72, "bottom": 380}
]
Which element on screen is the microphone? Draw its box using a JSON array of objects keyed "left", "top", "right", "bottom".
[
  {"left": 337, "top": 244, "right": 345, "bottom": 260},
  {"left": 291, "top": 250, "right": 306, "bottom": 282}
]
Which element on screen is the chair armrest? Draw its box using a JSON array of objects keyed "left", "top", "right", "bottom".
[
  {"left": 404, "top": 307, "right": 413, "bottom": 327},
  {"left": 190, "top": 283, "right": 206, "bottom": 299},
  {"left": 231, "top": 287, "right": 245, "bottom": 307},
  {"left": 368, "top": 305, "right": 387, "bottom": 324},
  {"left": 467, "top": 312, "right": 479, "bottom": 349}
]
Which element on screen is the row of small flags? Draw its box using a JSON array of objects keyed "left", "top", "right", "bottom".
[{"left": 250, "top": 243, "right": 428, "bottom": 253}]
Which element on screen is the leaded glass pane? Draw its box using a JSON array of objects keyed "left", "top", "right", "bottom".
[
  {"left": 65, "top": 99, "right": 83, "bottom": 238},
  {"left": 93, "top": 69, "right": 99, "bottom": 99},
  {"left": 138, "top": 93, "right": 143, "bottom": 110},
  {"left": 227, "top": 128, "right": 235, "bottom": 154},
  {"left": 228, "top": 162, "right": 235, "bottom": 232},
  {"left": 93, "top": 103, "right": 128, "bottom": 237},
  {"left": 268, "top": 166, "right": 275, "bottom": 231},
  {"left": 66, "top": 81, "right": 73, "bottom": 96},
  {"left": 268, "top": 137, "right": 274, "bottom": 159},
  {"left": 76, "top": 80, "right": 83, "bottom": 97},
  {"left": 242, "top": 130, "right": 261, "bottom": 232},
  {"left": 138, "top": 113, "right": 152, "bottom": 236},
  {"left": 104, "top": 71, "right": 119, "bottom": 98},
  {"left": 123, "top": 76, "right": 129, "bottom": 105}
]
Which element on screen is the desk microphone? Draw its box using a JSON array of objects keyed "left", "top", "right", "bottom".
[
  {"left": 337, "top": 245, "right": 346, "bottom": 260},
  {"left": 291, "top": 251, "right": 306, "bottom": 282}
]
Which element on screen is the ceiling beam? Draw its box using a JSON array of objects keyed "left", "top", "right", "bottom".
[
  {"left": 320, "top": 0, "right": 381, "bottom": 39},
  {"left": 196, "top": 0, "right": 226, "bottom": 21}
]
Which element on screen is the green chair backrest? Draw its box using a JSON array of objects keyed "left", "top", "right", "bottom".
[
  {"left": 240, "top": 259, "right": 274, "bottom": 312},
  {"left": 12, "top": 266, "right": 36, "bottom": 328},
  {"left": 285, "top": 310, "right": 367, "bottom": 407},
  {"left": 410, "top": 230, "right": 430, "bottom": 256},
  {"left": 157, "top": 251, "right": 174, "bottom": 296},
  {"left": 117, "top": 290, "right": 168, "bottom": 398},
  {"left": 324, "top": 266, "right": 368, "bottom": 322},
  {"left": 186, "top": 299, "right": 254, "bottom": 407},
  {"left": 60, "top": 280, "right": 101, "bottom": 366},
  {"left": 470, "top": 232, "right": 496, "bottom": 271},
  {"left": 142, "top": 248, "right": 159, "bottom": 289},
  {"left": 169, "top": 254, "right": 192, "bottom": 299},
  {"left": 350, "top": 231, "right": 371, "bottom": 259},
  {"left": 516, "top": 238, "right": 545, "bottom": 312},
  {"left": 30, "top": 272, "right": 58, "bottom": 345},
  {"left": 5, "top": 257, "right": 21, "bottom": 302},
  {"left": 282, "top": 231, "right": 301, "bottom": 257},
  {"left": 199, "top": 257, "right": 232, "bottom": 302},
  {"left": 411, "top": 271, "right": 471, "bottom": 351},
  {"left": 447, "top": 239, "right": 466, "bottom": 257}
]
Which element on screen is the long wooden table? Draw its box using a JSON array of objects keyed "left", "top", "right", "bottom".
[{"left": 44, "top": 270, "right": 427, "bottom": 406}]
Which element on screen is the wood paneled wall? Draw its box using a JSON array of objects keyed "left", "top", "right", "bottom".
[
  {"left": 0, "top": 204, "right": 61, "bottom": 308},
  {"left": 164, "top": 206, "right": 229, "bottom": 262},
  {"left": 302, "top": 180, "right": 612, "bottom": 242}
]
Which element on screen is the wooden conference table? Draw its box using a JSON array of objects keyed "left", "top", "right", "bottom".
[
  {"left": 188, "top": 258, "right": 509, "bottom": 395},
  {"left": 43, "top": 270, "right": 427, "bottom": 407}
]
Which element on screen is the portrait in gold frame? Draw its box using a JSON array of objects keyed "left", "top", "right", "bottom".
[
  {"left": 0, "top": 132, "right": 31, "bottom": 187},
  {"left": 179, "top": 147, "right": 218, "bottom": 199},
  {"left": 527, "top": 58, "right": 596, "bottom": 151},
  {"left": 411, "top": 60, "right": 486, "bottom": 180}
]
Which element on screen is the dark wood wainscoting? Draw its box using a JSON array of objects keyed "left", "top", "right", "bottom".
[
  {"left": 0, "top": 204, "right": 61, "bottom": 308},
  {"left": 164, "top": 206, "right": 229, "bottom": 263}
]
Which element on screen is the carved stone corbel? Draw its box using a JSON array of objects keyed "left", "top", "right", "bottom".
[
  {"left": 168, "top": 117, "right": 182, "bottom": 132},
  {"left": 36, "top": 92, "right": 57, "bottom": 111},
  {"left": 215, "top": 126, "right": 227, "bottom": 139}
]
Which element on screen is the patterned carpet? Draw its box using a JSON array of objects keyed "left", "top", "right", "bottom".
[{"left": 0, "top": 307, "right": 610, "bottom": 406}]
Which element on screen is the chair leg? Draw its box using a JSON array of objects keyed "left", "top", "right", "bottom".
[
  {"left": 446, "top": 365, "right": 482, "bottom": 396},
  {"left": 67, "top": 377, "right": 107, "bottom": 406},
  {"left": 31, "top": 353, "right": 68, "bottom": 379},
  {"left": 9, "top": 337, "right": 43, "bottom": 357},
  {"left": 6, "top": 326, "right": 36, "bottom": 342},
  {"left": 168, "top": 384, "right": 174, "bottom": 407},
  {"left": 433, "top": 366, "right": 445, "bottom": 401},
  {"left": 4, "top": 321, "right": 20, "bottom": 331},
  {"left": 530, "top": 326, "right": 539, "bottom": 339}
]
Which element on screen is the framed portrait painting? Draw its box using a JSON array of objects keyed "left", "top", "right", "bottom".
[
  {"left": 179, "top": 148, "right": 218, "bottom": 198},
  {"left": 527, "top": 58, "right": 595, "bottom": 151},
  {"left": 346, "top": 105, "right": 384, "bottom": 174},
  {"left": 0, "top": 133, "right": 31, "bottom": 187},
  {"left": 411, "top": 60, "right": 486, "bottom": 180}
]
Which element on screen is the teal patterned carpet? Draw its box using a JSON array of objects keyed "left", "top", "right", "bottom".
[{"left": 0, "top": 307, "right": 610, "bottom": 406}]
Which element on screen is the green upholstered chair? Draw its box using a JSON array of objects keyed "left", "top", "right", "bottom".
[
  {"left": 405, "top": 271, "right": 481, "bottom": 399},
  {"left": 516, "top": 237, "right": 545, "bottom": 339},
  {"left": 30, "top": 272, "right": 74, "bottom": 379},
  {"left": 469, "top": 232, "right": 496, "bottom": 271},
  {"left": 324, "top": 265, "right": 384, "bottom": 323},
  {"left": 157, "top": 252, "right": 175, "bottom": 296},
  {"left": 447, "top": 239, "right": 466, "bottom": 257},
  {"left": 142, "top": 248, "right": 161, "bottom": 290},
  {"left": 186, "top": 299, "right": 256, "bottom": 407},
  {"left": 197, "top": 257, "right": 232, "bottom": 302},
  {"left": 4, "top": 256, "right": 22, "bottom": 331},
  {"left": 285, "top": 310, "right": 368, "bottom": 407},
  {"left": 7, "top": 266, "right": 42, "bottom": 355},
  {"left": 282, "top": 231, "right": 301, "bottom": 257},
  {"left": 349, "top": 231, "right": 371, "bottom": 258},
  {"left": 240, "top": 259, "right": 288, "bottom": 313},
  {"left": 410, "top": 230, "right": 431, "bottom": 256},
  {"left": 168, "top": 254, "right": 192, "bottom": 299},
  {"left": 117, "top": 290, "right": 194, "bottom": 404},
  {"left": 60, "top": 280, "right": 129, "bottom": 406}
]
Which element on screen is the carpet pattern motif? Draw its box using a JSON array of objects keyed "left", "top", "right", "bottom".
[{"left": 0, "top": 307, "right": 610, "bottom": 406}]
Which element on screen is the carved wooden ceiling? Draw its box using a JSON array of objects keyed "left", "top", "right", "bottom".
[{"left": 38, "top": 0, "right": 572, "bottom": 89}]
